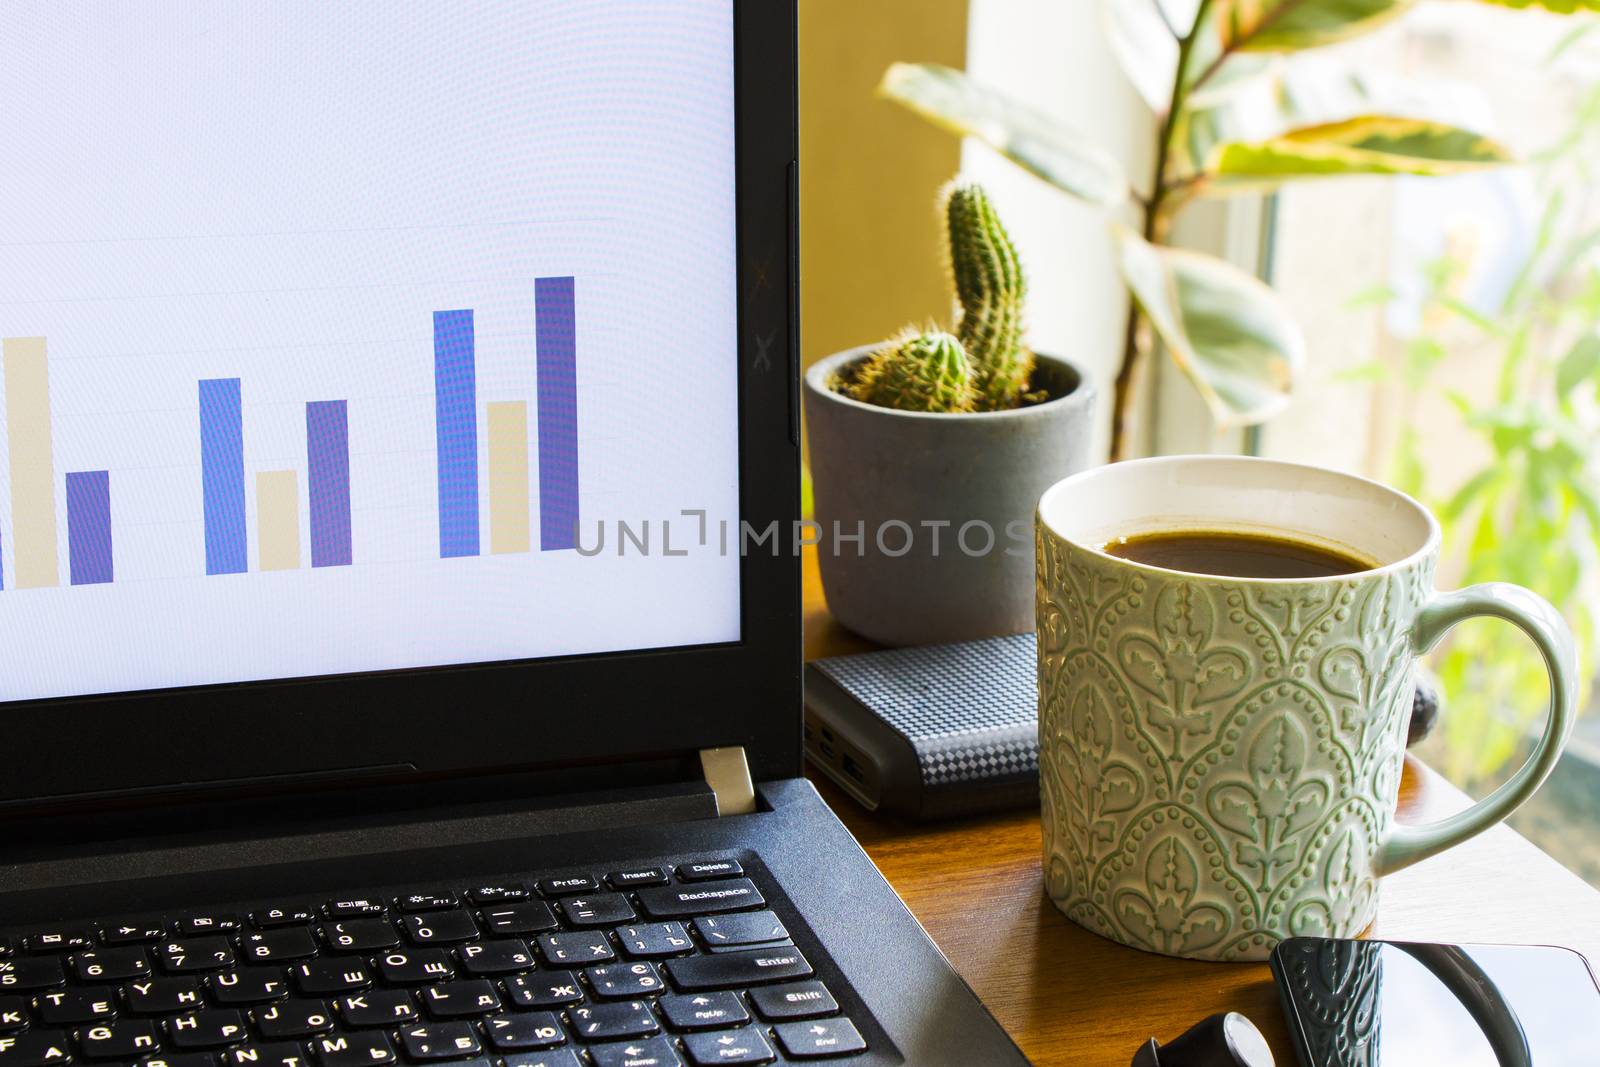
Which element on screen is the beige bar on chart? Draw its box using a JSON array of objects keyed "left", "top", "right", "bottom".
[
  {"left": 4, "top": 337, "right": 60, "bottom": 588},
  {"left": 487, "top": 401, "right": 531, "bottom": 554},
  {"left": 257, "top": 470, "right": 301, "bottom": 571}
]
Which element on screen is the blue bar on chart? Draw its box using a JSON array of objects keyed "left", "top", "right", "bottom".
[
  {"left": 66, "top": 471, "right": 112, "bottom": 586},
  {"left": 306, "top": 400, "right": 352, "bottom": 568},
  {"left": 199, "top": 378, "right": 247, "bottom": 575},
  {"left": 536, "top": 277, "right": 579, "bottom": 551},
  {"left": 434, "top": 309, "right": 480, "bottom": 558}
]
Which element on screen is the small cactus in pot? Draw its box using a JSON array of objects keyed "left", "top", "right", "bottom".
[
  {"left": 841, "top": 181, "right": 1036, "bottom": 414},
  {"left": 805, "top": 176, "right": 1094, "bottom": 646}
]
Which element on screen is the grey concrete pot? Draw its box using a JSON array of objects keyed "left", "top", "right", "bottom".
[{"left": 804, "top": 346, "right": 1096, "bottom": 647}]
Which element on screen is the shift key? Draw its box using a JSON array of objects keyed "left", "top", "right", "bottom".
[
  {"left": 664, "top": 948, "right": 812, "bottom": 990},
  {"left": 636, "top": 878, "right": 765, "bottom": 918}
]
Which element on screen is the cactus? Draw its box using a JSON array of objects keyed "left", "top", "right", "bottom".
[
  {"left": 944, "top": 182, "right": 1031, "bottom": 410},
  {"left": 848, "top": 329, "right": 975, "bottom": 413},
  {"left": 838, "top": 181, "right": 1032, "bottom": 414}
]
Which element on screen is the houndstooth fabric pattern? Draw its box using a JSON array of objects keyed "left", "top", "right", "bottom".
[{"left": 812, "top": 633, "right": 1038, "bottom": 788}]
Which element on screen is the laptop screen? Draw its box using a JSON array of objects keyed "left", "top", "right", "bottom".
[{"left": 0, "top": 1, "right": 742, "bottom": 704}]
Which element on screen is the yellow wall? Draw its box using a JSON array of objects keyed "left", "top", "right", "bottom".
[{"left": 799, "top": 0, "right": 969, "bottom": 368}]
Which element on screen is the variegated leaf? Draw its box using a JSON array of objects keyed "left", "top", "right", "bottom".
[
  {"left": 1467, "top": 0, "right": 1600, "bottom": 9},
  {"left": 1115, "top": 227, "right": 1305, "bottom": 426},
  {"left": 1213, "top": 0, "right": 1414, "bottom": 51},
  {"left": 1206, "top": 115, "right": 1511, "bottom": 188},
  {"left": 878, "top": 62, "right": 1128, "bottom": 208}
]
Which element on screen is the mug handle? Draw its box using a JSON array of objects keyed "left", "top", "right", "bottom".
[{"left": 1374, "top": 583, "right": 1577, "bottom": 877}]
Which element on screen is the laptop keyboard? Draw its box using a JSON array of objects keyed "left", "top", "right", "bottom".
[{"left": 0, "top": 859, "right": 871, "bottom": 1067}]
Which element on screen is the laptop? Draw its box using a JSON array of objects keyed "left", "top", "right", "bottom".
[{"left": 0, "top": 3, "right": 1028, "bottom": 1066}]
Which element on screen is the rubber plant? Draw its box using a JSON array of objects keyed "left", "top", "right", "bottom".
[{"left": 880, "top": 0, "right": 1598, "bottom": 459}]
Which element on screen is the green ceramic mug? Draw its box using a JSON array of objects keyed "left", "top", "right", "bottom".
[{"left": 1034, "top": 456, "right": 1576, "bottom": 962}]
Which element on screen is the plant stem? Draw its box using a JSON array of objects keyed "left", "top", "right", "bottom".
[{"left": 1110, "top": 0, "right": 1213, "bottom": 461}]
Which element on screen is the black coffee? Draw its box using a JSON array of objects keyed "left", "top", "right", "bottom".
[{"left": 1105, "top": 530, "right": 1371, "bottom": 579}]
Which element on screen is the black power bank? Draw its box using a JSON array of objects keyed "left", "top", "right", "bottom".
[{"left": 803, "top": 633, "right": 1039, "bottom": 821}]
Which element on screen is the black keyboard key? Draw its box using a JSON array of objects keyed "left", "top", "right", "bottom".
[
  {"left": 590, "top": 1036, "right": 682, "bottom": 1067},
  {"left": 37, "top": 989, "right": 116, "bottom": 1025},
  {"left": 251, "top": 906, "right": 315, "bottom": 930},
  {"left": 676, "top": 860, "right": 743, "bottom": 883},
  {"left": 320, "top": 920, "right": 396, "bottom": 953},
  {"left": 0, "top": 999, "right": 26, "bottom": 1033},
  {"left": 335, "top": 990, "right": 416, "bottom": 1028},
  {"left": 397, "top": 1022, "right": 480, "bottom": 1061},
  {"left": 479, "top": 903, "right": 557, "bottom": 937},
  {"left": 773, "top": 1017, "right": 866, "bottom": 1058},
  {"left": 159, "top": 938, "right": 234, "bottom": 974},
  {"left": 663, "top": 948, "right": 811, "bottom": 991},
  {"left": 537, "top": 932, "right": 613, "bottom": 966},
  {"left": 616, "top": 923, "right": 694, "bottom": 960},
  {"left": 312, "top": 1030, "right": 397, "bottom": 1067},
  {"left": 659, "top": 991, "right": 749, "bottom": 1032},
  {"left": 21, "top": 932, "right": 91, "bottom": 954},
  {"left": 692, "top": 912, "right": 788, "bottom": 951},
  {"left": 78, "top": 1019, "right": 161, "bottom": 1060},
  {"left": 71, "top": 949, "right": 150, "bottom": 982},
  {"left": 222, "top": 1043, "right": 311, "bottom": 1067},
  {"left": 0, "top": 960, "right": 63, "bottom": 993},
  {"left": 484, "top": 1012, "right": 566, "bottom": 1051},
  {"left": 208, "top": 969, "right": 288, "bottom": 1006},
  {"left": 584, "top": 963, "right": 663, "bottom": 998},
  {"left": 397, "top": 892, "right": 458, "bottom": 913},
  {"left": 465, "top": 885, "right": 529, "bottom": 906},
  {"left": 503, "top": 972, "right": 583, "bottom": 1010},
  {"left": 0, "top": 1030, "right": 69, "bottom": 1066},
  {"left": 240, "top": 929, "right": 318, "bottom": 964},
  {"left": 504, "top": 1053, "right": 582, "bottom": 1067},
  {"left": 681, "top": 1027, "right": 776, "bottom": 1066},
  {"left": 292, "top": 959, "right": 371, "bottom": 996},
  {"left": 402, "top": 911, "right": 477, "bottom": 946},
  {"left": 557, "top": 894, "right": 635, "bottom": 928},
  {"left": 376, "top": 950, "right": 452, "bottom": 985},
  {"left": 421, "top": 979, "right": 499, "bottom": 1019},
  {"left": 102, "top": 922, "right": 166, "bottom": 946},
  {"left": 567, "top": 1001, "right": 657, "bottom": 1042},
  {"left": 606, "top": 868, "right": 669, "bottom": 890},
  {"left": 173, "top": 915, "right": 239, "bottom": 937},
  {"left": 457, "top": 940, "right": 534, "bottom": 977},
  {"left": 747, "top": 980, "right": 838, "bottom": 1021},
  {"left": 0, "top": 940, "right": 10, "bottom": 960},
  {"left": 536, "top": 876, "right": 598, "bottom": 897},
  {"left": 251, "top": 1000, "right": 334, "bottom": 1039},
  {"left": 323, "top": 899, "right": 384, "bottom": 920},
  {"left": 636, "top": 880, "right": 765, "bottom": 919},
  {"left": 141, "top": 1055, "right": 214, "bottom": 1067},
  {"left": 167, "top": 1008, "right": 248, "bottom": 1049},
  {"left": 124, "top": 978, "right": 204, "bottom": 1014}
]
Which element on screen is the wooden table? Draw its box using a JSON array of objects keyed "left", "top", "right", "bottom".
[{"left": 800, "top": 546, "right": 1600, "bottom": 1065}]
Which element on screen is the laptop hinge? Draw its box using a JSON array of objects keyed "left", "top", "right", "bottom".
[{"left": 699, "top": 746, "right": 756, "bottom": 816}]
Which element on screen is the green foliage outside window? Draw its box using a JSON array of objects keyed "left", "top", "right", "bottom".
[{"left": 1347, "top": 40, "right": 1600, "bottom": 781}]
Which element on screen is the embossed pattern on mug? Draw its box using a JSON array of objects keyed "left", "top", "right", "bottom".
[{"left": 1034, "top": 526, "right": 1435, "bottom": 961}]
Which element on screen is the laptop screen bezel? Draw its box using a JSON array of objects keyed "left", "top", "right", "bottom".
[{"left": 0, "top": 0, "right": 801, "bottom": 812}]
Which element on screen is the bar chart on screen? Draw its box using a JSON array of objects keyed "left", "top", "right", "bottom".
[
  {"left": 0, "top": 1, "right": 742, "bottom": 702},
  {"left": 0, "top": 269, "right": 584, "bottom": 587}
]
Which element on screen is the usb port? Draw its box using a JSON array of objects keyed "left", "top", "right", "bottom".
[{"left": 841, "top": 754, "right": 865, "bottom": 784}]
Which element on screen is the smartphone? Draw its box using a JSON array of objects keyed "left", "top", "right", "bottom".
[{"left": 1270, "top": 937, "right": 1600, "bottom": 1066}]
